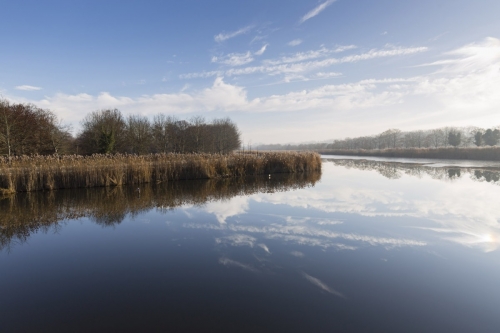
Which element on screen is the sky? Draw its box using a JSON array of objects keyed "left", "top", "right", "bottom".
[{"left": 1, "top": 0, "right": 500, "bottom": 144}]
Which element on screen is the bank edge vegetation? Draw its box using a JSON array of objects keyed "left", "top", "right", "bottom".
[
  {"left": 259, "top": 127, "right": 500, "bottom": 160},
  {"left": 0, "top": 152, "right": 322, "bottom": 194}
]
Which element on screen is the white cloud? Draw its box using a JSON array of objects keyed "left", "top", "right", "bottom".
[
  {"left": 210, "top": 45, "right": 267, "bottom": 67},
  {"left": 288, "top": 39, "right": 303, "bottom": 47},
  {"left": 254, "top": 44, "right": 268, "bottom": 56},
  {"left": 212, "top": 52, "right": 254, "bottom": 66},
  {"left": 314, "top": 72, "right": 342, "bottom": 78},
  {"left": 10, "top": 38, "right": 500, "bottom": 143},
  {"left": 183, "top": 45, "right": 424, "bottom": 79},
  {"left": 214, "top": 25, "right": 253, "bottom": 42},
  {"left": 179, "top": 70, "right": 222, "bottom": 79},
  {"left": 250, "top": 35, "right": 266, "bottom": 44},
  {"left": 15, "top": 85, "right": 42, "bottom": 91},
  {"left": 300, "top": 0, "right": 337, "bottom": 24},
  {"left": 264, "top": 45, "right": 356, "bottom": 66}
]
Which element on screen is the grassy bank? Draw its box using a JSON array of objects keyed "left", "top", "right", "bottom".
[
  {"left": 0, "top": 152, "right": 321, "bottom": 193},
  {"left": 318, "top": 147, "right": 500, "bottom": 161}
]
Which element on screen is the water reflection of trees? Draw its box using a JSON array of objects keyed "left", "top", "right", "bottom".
[
  {"left": 326, "top": 158, "right": 500, "bottom": 183},
  {"left": 0, "top": 172, "right": 320, "bottom": 251}
]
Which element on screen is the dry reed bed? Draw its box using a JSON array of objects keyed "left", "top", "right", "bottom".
[
  {"left": 318, "top": 147, "right": 500, "bottom": 161},
  {"left": 0, "top": 152, "right": 321, "bottom": 193}
]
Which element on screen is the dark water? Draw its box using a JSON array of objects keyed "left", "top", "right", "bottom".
[{"left": 2, "top": 159, "right": 500, "bottom": 332}]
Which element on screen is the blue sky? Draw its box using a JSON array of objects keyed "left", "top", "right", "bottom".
[{"left": 1, "top": 0, "right": 500, "bottom": 144}]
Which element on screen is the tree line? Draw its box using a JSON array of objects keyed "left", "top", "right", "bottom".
[
  {"left": 0, "top": 99, "right": 72, "bottom": 156},
  {"left": 0, "top": 99, "right": 242, "bottom": 156},
  {"left": 257, "top": 126, "right": 500, "bottom": 151}
]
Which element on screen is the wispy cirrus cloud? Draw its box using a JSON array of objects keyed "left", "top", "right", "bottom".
[
  {"left": 300, "top": 0, "right": 337, "bottom": 24},
  {"left": 181, "top": 45, "right": 426, "bottom": 79},
  {"left": 214, "top": 25, "right": 253, "bottom": 42},
  {"left": 288, "top": 39, "right": 303, "bottom": 47},
  {"left": 212, "top": 52, "right": 254, "bottom": 66},
  {"left": 254, "top": 44, "right": 268, "bottom": 56},
  {"left": 15, "top": 85, "right": 42, "bottom": 91},
  {"left": 264, "top": 45, "right": 356, "bottom": 65},
  {"left": 12, "top": 38, "right": 500, "bottom": 143},
  {"left": 211, "top": 45, "right": 268, "bottom": 67}
]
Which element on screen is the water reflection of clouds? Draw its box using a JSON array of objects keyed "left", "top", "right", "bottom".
[
  {"left": 182, "top": 161, "right": 500, "bottom": 252},
  {"left": 216, "top": 234, "right": 256, "bottom": 247},
  {"left": 302, "top": 272, "right": 346, "bottom": 299},
  {"left": 184, "top": 221, "right": 426, "bottom": 250},
  {"left": 204, "top": 196, "right": 249, "bottom": 224},
  {"left": 219, "top": 257, "right": 258, "bottom": 273},
  {"left": 253, "top": 162, "right": 500, "bottom": 252},
  {"left": 291, "top": 251, "right": 305, "bottom": 258}
]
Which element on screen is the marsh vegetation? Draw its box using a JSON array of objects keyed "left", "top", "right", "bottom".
[{"left": 0, "top": 152, "right": 321, "bottom": 193}]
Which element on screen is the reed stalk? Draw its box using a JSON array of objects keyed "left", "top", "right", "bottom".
[{"left": 0, "top": 152, "right": 321, "bottom": 193}]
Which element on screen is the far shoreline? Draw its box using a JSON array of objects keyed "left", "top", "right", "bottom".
[{"left": 313, "top": 147, "right": 500, "bottom": 162}]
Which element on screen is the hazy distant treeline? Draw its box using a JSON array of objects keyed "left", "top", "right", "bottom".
[
  {"left": 257, "top": 126, "right": 500, "bottom": 151},
  {"left": 0, "top": 99, "right": 241, "bottom": 156}
]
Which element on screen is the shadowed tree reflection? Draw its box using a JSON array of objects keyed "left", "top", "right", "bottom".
[
  {"left": 473, "top": 170, "right": 500, "bottom": 183},
  {"left": 0, "top": 172, "right": 321, "bottom": 251}
]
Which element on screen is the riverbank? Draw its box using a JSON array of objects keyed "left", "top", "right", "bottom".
[
  {"left": 0, "top": 152, "right": 321, "bottom": 193},
  {"left": 317, "top": 147, "right": 500, "bottom": 161}
]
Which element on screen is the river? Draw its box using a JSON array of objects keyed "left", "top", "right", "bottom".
[{"left": 1, "top": 157, "right": 500, "bottom": 332}]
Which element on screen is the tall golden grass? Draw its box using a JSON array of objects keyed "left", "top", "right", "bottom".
[
  {"left": 318, "top": 147, "right": 500, "bottom": 161},
  {"left": 0, "top": 171, "right": 321, "bottom": 251},
  {"left": 0, "top": 152, "right": 321, "bottom": 193}
]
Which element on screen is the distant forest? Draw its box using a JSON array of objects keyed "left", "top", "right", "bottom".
[
  {"left": 0, "top": 99, "right": 241, "bottom": 156},
  {"left": 257, "top": 127, "right": 500, "bottom": 151}
]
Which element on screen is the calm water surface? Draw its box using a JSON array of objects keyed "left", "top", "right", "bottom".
[{"left": 1, "top": 158, "right": 500, "bottom": 332}]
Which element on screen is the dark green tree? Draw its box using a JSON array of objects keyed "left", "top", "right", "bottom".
[
  {"left": 474, "top": 131, "right": 483, "bottom": 146},
  {"left": 98, "top": 130, "right": 115, "bottom": 153},
  {"left": 77, "top": 109, "right": 126, "bottom": 154},
  {"left": 448, "top": 130, "right": 461, "bottom": 147},
  {"left": 483, "top": 129, "right": 500, "bottom": 146}
]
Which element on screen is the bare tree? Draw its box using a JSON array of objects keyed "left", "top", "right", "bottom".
[
  {"left": 124, "top": 115, "right": 152, "bottom": 154},
  {"left": 428, "top": 129, "right": 444, "bottom": 148},
  {"left": 187, "top": 116, "right": 207, "bottom": 153},
  {"left": 152, "top": 114, "right": 176, "bottom": 153},
  {"left": 0, "top": 99, "right": 70, "bottom": 156}
]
